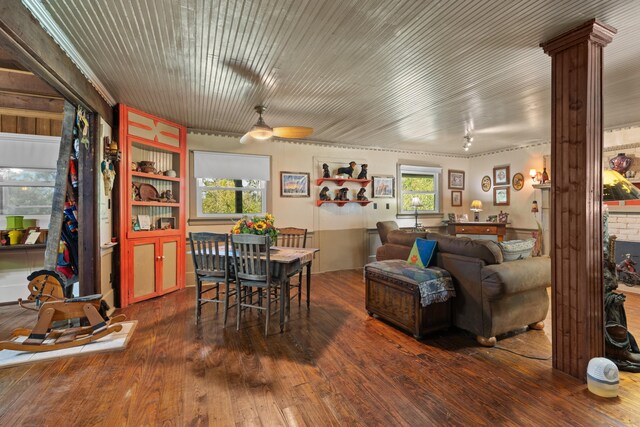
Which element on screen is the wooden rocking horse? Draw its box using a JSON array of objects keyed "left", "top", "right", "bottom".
[{"left": 0, "top": 270, "right": 125, "bottom": 353}]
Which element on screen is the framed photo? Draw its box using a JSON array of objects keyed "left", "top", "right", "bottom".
[
  {"left": 481, "top": 175, "right": 491, "bottom": 192},
  {"left": 448, "top": 213, "right": 457, "bottom": 222},
  {"left": 280, "top": 172, "right": 310, "bottom": 197},
  {"left": 158, "top": 217, "right": 176, "bottom": 230},
  {"left": 137, "top": 214, "right": 151, "bottom": 230},
  {"left": 372, "top": 176, "right": 395, "bottom": 198},
  {"left": 512, "top": 172, "right": 524, "bottom": 191},
  {"left": 493, "top": 165, "right": 510, "bottom": 186},
  {"left": 494, "top": 186, "right": 510, "bottom": 206},
  {"left": 451, "top": 190, "right": 462, "bottom": 207},
  {"left": 448, "top": 169, "right": 465, "bottom": 190}
]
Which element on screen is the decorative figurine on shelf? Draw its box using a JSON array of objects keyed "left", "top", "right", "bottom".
[
  {"left": 610, "top": 153, "right": 634, "bottom": 174},
  {"left": 357, "top": 164, "right": 368, "bottom": 180},
  {"left": 541, "top": 167, "right": 549, "bottom": 184},
  {"left": 160, "top": 190, "right": 176, "bottom": 203},
  {"left": 319, "top": 186, "right": 331, "bottom": 200},
  {"left": 356, "top": 188, "right": 368, "bottom": 201},
  {"left": 132, "top": 183, "right": 141, "bottom": 201},
  {"left": 334, "top": 187, "right": 349, "bottom": 201},
  {"left": 498, "top": 211, "right": 509, "bottom": 223},
  {"left": 322, "top": 163, "right": 331, "bottom": 178},
  {"left": 336, "top": 161, "right": 357, "bottom": 178}
]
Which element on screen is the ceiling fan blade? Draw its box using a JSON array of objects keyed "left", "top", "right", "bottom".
[
  {"left": 239, "top": 133, "right": 256, "bottom": 144},
  {"left": 273, "top": 127, "right": 314, "bottom": 139}
]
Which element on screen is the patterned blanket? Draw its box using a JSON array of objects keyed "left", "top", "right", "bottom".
[{"left": 365, "top": 260, "right": 456, "bottom": 307}]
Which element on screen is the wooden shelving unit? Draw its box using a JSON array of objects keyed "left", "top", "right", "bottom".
[
  {"left": 316, "top": 178, "right": 371, "bottom": 187},
  {"left": 118, "top": 104, "right": 186, "bottom": 308},
  {"left": 316, "top": 200, "right": 372, "bottom": 207}
]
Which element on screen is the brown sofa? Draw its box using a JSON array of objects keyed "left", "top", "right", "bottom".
[{"left": 375, "top": 222, "right": 551, "bottom": 346}]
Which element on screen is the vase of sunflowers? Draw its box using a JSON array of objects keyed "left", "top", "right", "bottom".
[{"left": 231, "top": 213, "right": 278, "bottom": 245}]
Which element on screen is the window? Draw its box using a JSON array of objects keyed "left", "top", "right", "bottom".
[
  {"left": 397, "top": 164, "right": 442, "bottom": 214},
  {"left": 192, "top": 151, "right": 270, "bottom": 219},
  {"left": 0, "top": 133, "right": 60, "bottom": 229}
]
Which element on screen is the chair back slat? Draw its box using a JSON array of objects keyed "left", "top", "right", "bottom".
[
  {"left": 189, "top": 232, "right": 229, "bottom": 279},
  {"left": 276, "top": 227, "right": 307, "bottom": 248},
  {"left": 231, "top": 234, "right": 270, "bottom": 282}
]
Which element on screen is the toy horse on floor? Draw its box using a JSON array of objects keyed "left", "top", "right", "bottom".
[{"left": 0, "top": 270, "right": 125, "bottom": 353}]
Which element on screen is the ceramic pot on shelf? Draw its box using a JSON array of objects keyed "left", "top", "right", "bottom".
[{"left": 609, "top": 153, "right": 633, "bottom": 174}]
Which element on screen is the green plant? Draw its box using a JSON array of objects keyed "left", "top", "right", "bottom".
[{"left": 231, "top": 213, "right": 278, "bottom": 242}]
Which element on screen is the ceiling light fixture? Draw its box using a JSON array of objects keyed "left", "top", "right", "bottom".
[
  {"left": 463, "top": 131, "right": 473, "bottom": 152},
  {"left": 247, "top": 106, "right": 273, "bottom": 140}
]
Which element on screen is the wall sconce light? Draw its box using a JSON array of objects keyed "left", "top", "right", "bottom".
[
  {"left": 470, "top": 199, "right": 483, "bottom": 221},
  {"left": 529, "top": 169, "right": 538, "bottom": 181}
]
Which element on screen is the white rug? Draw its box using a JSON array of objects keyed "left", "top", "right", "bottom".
[{"left": 0, "top": 320, "right": 137, "bottom": 369}]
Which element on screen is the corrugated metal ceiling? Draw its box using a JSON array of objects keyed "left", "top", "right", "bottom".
[{"left": 27, "top": 0, "right": 640, "bottom": 154}]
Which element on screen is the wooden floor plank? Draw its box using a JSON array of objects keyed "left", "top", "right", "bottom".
[{"left": 0, "top": 269, "right": 639, "bottom": 426}]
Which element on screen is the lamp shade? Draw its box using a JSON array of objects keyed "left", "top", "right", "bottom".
[
  {"left": 470, "top": 200, "right": 483, "bottom": 211},
  {"left": 529, "top": 168, "right": 538, "bottom": 179},
  {"left": 411, "top": 196, "right": 422, "bottom": 207}
]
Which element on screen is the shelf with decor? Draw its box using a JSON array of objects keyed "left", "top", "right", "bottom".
[
  {"left": 316, "top": 200, "right": 372, "bottom": 207},
  {"left": 316, "top": 178, "right": 370, "bottom": 187},
  {"left": 119, "top": 104, "right": 186, "bottom": 308},
  {"left": 131, "top": 171, "right": 181, "bottom": 182}
]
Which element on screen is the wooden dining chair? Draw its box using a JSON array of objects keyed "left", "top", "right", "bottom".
[
  {"left": 230, "top": 233, "right": 282, "bottom": 336},
  {"left": 276, "top": 227, "right": 311, "bottom": 307},
  {"left": 189, "top": 232, "right": 235, "bottom": 326}
]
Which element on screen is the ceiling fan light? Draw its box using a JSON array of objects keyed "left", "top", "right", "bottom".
[{"left": 248, "top": 123, "right": 273, "bottom": 140}]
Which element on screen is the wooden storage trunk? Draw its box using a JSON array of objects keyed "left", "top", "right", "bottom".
[{"left": 365, "top": 268, "right": 450, "bottom": 339}]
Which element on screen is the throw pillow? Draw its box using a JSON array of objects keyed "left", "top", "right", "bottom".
[
  {"left": 498, "top": 238, "right": 536, "bottom": 261},
  {"left": 407, "top": 238, "right": 437, "bottom": 268}
]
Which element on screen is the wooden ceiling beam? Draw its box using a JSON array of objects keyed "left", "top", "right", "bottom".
[
  {"left": 0, "top": 92, "right": 63, "bottom": 113},
  {"left": 0, "top": 0, "right": 113, "bottom": 125},
  {"left": 0, "top": 68, "right": 62, "bottom": 98}
]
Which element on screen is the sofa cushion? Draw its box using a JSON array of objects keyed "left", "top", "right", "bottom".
[
  {"left": 407, "top": 238, "right": 437, "bottom": 267},
  {"left": 376, "top": 221, "right": 399, "bottom": 244},
  {"left": 498, "top": 238, "right": 536, "bottom": 261},
  {"left": 481, "top": 256, "right": 551, "bottom": 300},
  {"left": 387, "top": 230, "right": 428, "bottom": 247},
  {"left": 425, "top": 232, "right": 503, "bottom": 265}
]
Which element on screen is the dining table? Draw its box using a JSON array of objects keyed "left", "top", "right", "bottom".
[
  {"left": 267, "top": 246, "right": 319, "bottom": 327},
  {"left": 191, "top": 244, "right": 319, "bottom": 329}
]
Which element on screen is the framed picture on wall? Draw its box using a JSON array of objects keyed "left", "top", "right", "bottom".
[
  {"left": 280, "top": 172, "right": 310, "bottom": 197},
  {"left": 494, "top": 186, "right": 510, "bottom": 206},
  {"left": 493, "top": 165, "right": 510, "bottom": 186},
  {"left": 372, "top": 176, "right": 395, "bottom": 198},
  {"left": 451, "top": 190, "right": 462, "bottom": 207},
  {"left": 448, "top": 170, "right": 465, "bottom": 189}
]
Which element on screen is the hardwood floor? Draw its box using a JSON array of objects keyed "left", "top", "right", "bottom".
[{"left": 1, "top": 269, "right": 640, "bottom": 426}]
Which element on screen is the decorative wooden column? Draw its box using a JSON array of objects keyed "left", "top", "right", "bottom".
[{"left": 541, "top": 20, "right": 616, "bottom": 379}]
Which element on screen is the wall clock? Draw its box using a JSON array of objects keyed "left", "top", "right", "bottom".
[{"left": 481, "top": 175, "right": 491, "bottom": 192}]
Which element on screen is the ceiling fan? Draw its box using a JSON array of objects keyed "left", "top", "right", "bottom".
[{"left": 239, "top": 106, "right": 313, "bottom": 144}]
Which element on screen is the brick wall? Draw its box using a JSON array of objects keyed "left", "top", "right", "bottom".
[{"left": 608, "top": 213, "right": 640, "bottom": 242}]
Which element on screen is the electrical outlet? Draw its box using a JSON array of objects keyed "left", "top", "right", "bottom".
[
  {"left": 373, "top": 203, "right": 377, "bottom": 209},
  {"left": 386, "top": 203, "right": 390, "bottom": 209}
]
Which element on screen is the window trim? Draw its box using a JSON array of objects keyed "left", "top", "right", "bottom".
[{"left": 396, "top": 163, "right": 443, "bottom": 216}]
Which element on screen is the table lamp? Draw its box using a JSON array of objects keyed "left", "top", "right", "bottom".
[
  {"left": 411, "top": 196, "right": 422, "bottom": 229},
  {"left": 470, "top": 200, "right": 483, "bottom": 222}
]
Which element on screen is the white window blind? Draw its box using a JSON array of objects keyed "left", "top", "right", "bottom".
[
  {"left": 193, "top": 151, "right": 270, "bottom": 181},
  {"left": 0, "top": 132, "right": 59, "bottom": 168}
]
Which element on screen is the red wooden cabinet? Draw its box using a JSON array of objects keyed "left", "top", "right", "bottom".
[{"left": 118, "top": 105, "right": 186, "bottom": 307}]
